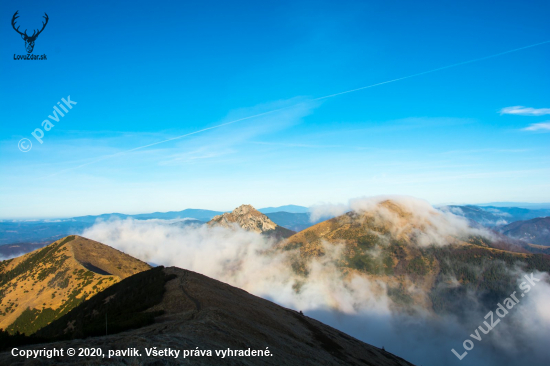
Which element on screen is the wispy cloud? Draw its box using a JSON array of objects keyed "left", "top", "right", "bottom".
[
  {"left": 440, "top": 148, "right": 530, "bottom": 155},
  {"left": 40, "top": 97, "right": 319, "bottom": 178},
  {"left": 500, "top": 106, "right": 550, "bottom": 116},
  {"left": 522, "top": 122, "right": 550, "bottom": 132},
  {"left": 250, "top": 141, "right": 342, "bottom": 149},
  {"left": 158, "top": 147, "right": 235, "bottom": 166}
]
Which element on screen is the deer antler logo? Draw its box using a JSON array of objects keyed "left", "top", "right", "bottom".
[{"left": 12, "top": 11, "right": 49, "bottom": 54}]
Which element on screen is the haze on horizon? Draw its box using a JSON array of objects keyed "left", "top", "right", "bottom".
[{"left": 1, "top": 0, "right": 548, "bottom": 219}]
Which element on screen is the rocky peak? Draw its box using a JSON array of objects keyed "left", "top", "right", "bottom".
[
  {"left": 232, "top": 204, "right": 261, "bottom": 217},
  {"left": 208, "top": 204, "right": 278, "bottom": 233}
]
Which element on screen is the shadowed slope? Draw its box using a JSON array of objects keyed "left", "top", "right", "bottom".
[{"left": 3, "top": 266, "right": 416, "bottom": 366}]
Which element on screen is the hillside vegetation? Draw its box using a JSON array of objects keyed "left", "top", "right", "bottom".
[
  {"left": 281, "top": 200, "right": 550, "bottom": 315},
  {"left": 0, "top": 267, "right": 416, "bottom": 366},
  {"left": 0, "top": 235, "right": 150, "bottom": 335}
]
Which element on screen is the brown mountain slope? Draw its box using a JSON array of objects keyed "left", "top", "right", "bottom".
[
  {"left": 4, "top": 266, "right": 415, "bottom": 366},
  {"left": 279, "top": 200, "right": 550, "bottom": 314},
  {"left": 0, "top": 235, "right": 150, "bottom": 335},
  {"left": 282, "top": 200, "right": 465, "bottom": 255},
  {"left": 209, "top": 204, "right": 295, "bottom": 239}
]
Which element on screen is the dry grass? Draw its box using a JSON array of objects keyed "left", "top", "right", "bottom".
[
  {"left": 0, "top": 267, "right": 416, "bottom": 366},
  {"left": 0, "top": 236, "right": 151, "bottom": 334}
]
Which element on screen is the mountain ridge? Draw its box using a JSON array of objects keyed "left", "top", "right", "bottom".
[
  {"left": 0, "top": 235, "right": 150, "bottom": 335},
  {"left": 3, "top": 266, "right": 416, "bottom": 366},
  {"left": 280, "top": 199, "right": 550, "bottom": 315},
  {"left": 259, "top": 205, "right": 310, "bottom": 213},
  {"left": 500, "top": 216, "right": 550, "bottom": 246}
]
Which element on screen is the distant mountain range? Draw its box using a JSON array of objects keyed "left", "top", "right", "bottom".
[
  {"left": 258, "top": 205, "right": 310, "bottom": 213},
  {"left": 0, "top": 206, "right": 314, "bottom": 255},
  {"left": 499, "top": 217, "right": 550, "bottom": 246},
  {"left": 3, "top": 203, "right": 550, "bottom": 259},
  {"left": 262, "top": 211, "right": 322, "bottom": 232},
  {"left": 441, "top": 205, "right": 550, "bottom": 227},
  {"left": 71, "top": 208, "right": 224, "bottom": 223},
  {"left": 475, "top": 202, "right": 550, "bottom": 209}
]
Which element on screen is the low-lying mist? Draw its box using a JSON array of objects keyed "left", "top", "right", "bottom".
[{"left": 81, "top": 196, "right": 550, "bottom": 366}]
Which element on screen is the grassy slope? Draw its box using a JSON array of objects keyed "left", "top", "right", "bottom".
[
  {"left": 280, "top": 203, "right": 550, "bottom": 315},
  {"left": 0, "top": 235, "right": 150, "bottom": 335}
]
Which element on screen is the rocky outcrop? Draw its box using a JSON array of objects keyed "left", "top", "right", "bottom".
[
  {"left": 209, "top": 204, "right": 295, "bottom": 239},
  {"left": 209, "top": 205, "right": 277, "bottom": 233}
]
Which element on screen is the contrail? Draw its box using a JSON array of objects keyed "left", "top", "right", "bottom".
[
  {"left": 44, "top": 106, "right": 293, "bottom": 178},
  {"left": 47, "top": 40, "right": 549, "bottom": 177},
  {"left": 314, "top": 40, "right": 550, "bottom": 100}
]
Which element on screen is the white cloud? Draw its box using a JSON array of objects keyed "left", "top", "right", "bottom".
[
  {"left": 81, "top": 218, "right": 389, "bottom": 314},
  {"left": 522, "top": 122, "right": 550, "bottom": 132},
  {"left": 500, "top": 106, "right": 550, "bottom": 116},
  {"left": 348, "top": 195, "right": 493, "bottom": 246},
  {"left": 311, "top": 195, "right": 493, "bottom": 246},
  {"left": 309, "top": 202, "right": 349, "bottom": 222},
  {"left": 79, "top": 201, "right": 550, "bottom": 366}
]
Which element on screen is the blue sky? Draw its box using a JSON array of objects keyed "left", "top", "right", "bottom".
[{"left": 0, "top": 0, "right": 549, "bottom": 218}]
